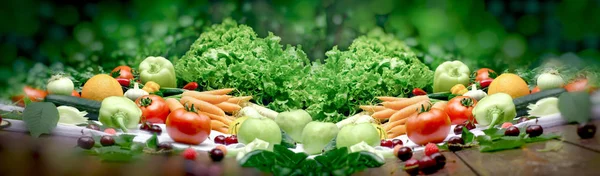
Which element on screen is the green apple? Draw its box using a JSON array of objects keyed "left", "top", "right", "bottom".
[
  {"left": 275, "top": 109, "right": 313, "bottom": 142},
  {"left": 301, "top": 121, "right": 338, "bottom": 155},
  {"left": 336, "top": 122, "right": 380, "bottom": 149},
  {"left": 237, "top": 116, "right": 282, "bottom": 150}
]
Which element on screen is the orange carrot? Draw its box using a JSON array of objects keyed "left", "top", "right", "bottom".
[
  {"left": 216, "top": 102, "right": 242, "bottom": 113},
  {"left": 211, "top": 120, "right": 228, "bottom": 129},
  {"left": 359, "top": 105, "right": 386, "bottom": 112},
  {"left": 201, "top": 88, "right": 235, "bottom": 95},
  {"left": 227, "top": 96, "right": 253, "bottom": 104},
  {"left": 389, "top": 100, "right": 430, "bottom": 122},
  {"left": 180, "top": 96, "right": 226, "bottom": 116},
  {"left": 387, "top": 125, "right": 406, "bottom": 139},
  {"left": 203, "top": 112, "right": 233, "bottom": 125},
  {"left": 166, "top": 98, "right": 184, "bottom": 111},
  {"left": 371, "top": 108, "right": 398, "bottom": 119},
  {"left": 377, "top": 96, "right": 407, "bottom": 102},
  {"left": 381, "top": 95, "right": 429, "bottom": 110},
  {"left": 432, "top": 101, "right": 448, "bottom": 111},
  {"left": 384, "top": 113, "right": 415, "bottom": 131},
  {"left": 215, "top": 127, "right": 229, "bottom": 134},
  {"left": 182, "top": 91, "right": 229, "bottom": 104}
]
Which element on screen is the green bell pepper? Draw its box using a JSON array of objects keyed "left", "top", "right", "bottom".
[
  {"left": 433, "top": 61, "right": 471, "bottom": 93},
  {"left": 139, "top": 56, "right": 177, "bottom": 88},
  {"left": 99, "top": 96, "right": 142, "bottom": 132}
]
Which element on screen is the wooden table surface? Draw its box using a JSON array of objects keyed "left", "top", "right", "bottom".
[{"left": 1, "top": 120, "right": 599, "bottom": 176}]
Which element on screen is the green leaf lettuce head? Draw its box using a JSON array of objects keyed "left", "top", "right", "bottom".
[
  {"left": 303, "top": 28, "right": 433, "bottom": 121},
  {"left": 175, "top": 18, "right": 311, "bottom": 113}
]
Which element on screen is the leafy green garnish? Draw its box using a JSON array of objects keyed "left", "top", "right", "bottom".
[
  {"left": 280, "top": 130, "right": 297, "bottom": 149},
  {"left": 238, "top": 145, "right": 384, "bottom": 175},
  {"left": 558, "top": 92, "right": 591, "bottom": 124},
  {"left": 462, "top": 127, "right": 475, "bottom": 144},
  {"left": 145, "top": 134, "right": 158, "bottom": 150},
  {"left": 478, "top": 136, "right": 525, "bottom": 152},
  {"left": 22, "top": 102, "right": 60, "bottom": 138}
]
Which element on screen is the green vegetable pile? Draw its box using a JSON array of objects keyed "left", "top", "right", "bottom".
[
  {"left": 175, "top": 20, "right": 434, "bottom": 122},
  {"left": 302, "top": 29, "right": 433, "bottom": 121},
  {"left": 175, "top": 19, "right": 311, "bottom": 113},
  {"left": 239, "top": 144, "right": 384, "bottom": 175}
]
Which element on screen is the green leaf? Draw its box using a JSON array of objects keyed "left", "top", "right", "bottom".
[
  {"left": 115, "top": 134, "right": 136, "bottom": 148},
  {"left": 95, "top": 146, "right": 139, "bottom": 162},
  {"left": 524, "top": 133, "right": 561, "bottom": 143},
  {"left": 462, "top": 127, "right": 475, "bottom": 144},
  {"left": 239, "top": 150, "right": 277, "bottom": 172},
  {"left": 273, "top": 145, "right": 308, "bottom": 168},
  {"left": 479, "top": 137, "right": 525, "bottom": 152},
  {"left": 558, "top": 92, "right": 591, "bottom": 124},
  {"left": 437, "top": 143, "right": 449, "bottom": 151},
  {"left": 22, "top": 102, "right": 60, "bottom": 138},
  {"left": 145, "top": 134, "right": 158, "bottom": 150}
]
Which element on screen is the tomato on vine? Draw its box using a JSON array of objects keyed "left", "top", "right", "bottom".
[
  {"left": 406, "top": 104, "right": 451, "bottom": 145},
  {"left": 445, "top": 96, "right": 477, "bottom": 125}
]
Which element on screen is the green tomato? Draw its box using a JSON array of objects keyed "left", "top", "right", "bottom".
[
  {"left": 301, "top": 121, "right": 338, "bottom": 155},
  {"left": 237, "top": 116, "right": 282, "bottom": 150},
  {"left": 433, "top": 61, "right": 470, "bottom": 93},
  {"left": 336, "top": 122, "right": 380, "bottom": 149},
  {"left": 139, "top": 56, "right": 177, "bottom": 88},
  {"left": 275, "top": 109, "right": 313, "bottom": 142}
]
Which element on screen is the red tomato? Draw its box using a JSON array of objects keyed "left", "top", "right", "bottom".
[
  {"left": 445, "top": 96, "right": 477, "bottom": 125},
  {"left": 11, "top": 86, "right": 48, "bottom": 106},
  {"left": 71, "top": 90, "right": 80, "bottom": 97},
  {"left": 136, "top": 95, "right": 170, "bottom": 124},
  {"left": 564, "top": 78, "right": 597, "bottom": 93},
  {"left": 166, "top": 109, "right": 211, "bottom": 145},
  {"left": 474, "top": 68, "right": 496, "bottom": 82},
  {"left": 531, "top": 86, "right": 540, "bottom": 94},
  {"left": 406, "top": 108, "right": 451, "bottom": 145},
  {"left": 111, "top": 66, "right": 134, "bottom": 80}
]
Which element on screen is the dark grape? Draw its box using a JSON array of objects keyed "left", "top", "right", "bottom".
[
  {"left": 100, "top": 135, "right": 115, "bottom": 146},
  {"left": 158, "top": 142, "right": 173, "bottom": 151},
  {"left": 430, "top": 153, "right": 446, "bottom": 170},
  {"left": 454, "top": 124, "right": 465, "bottom": 135},
  {"left": 150, "top": 125, "right": 162, "bottom": 135},
  {"left": 209, "top": 148, "right": 225, "bottom": 162},
  {"left": 504, "top": 126, "right": 520, "bottom": 136},
  {"left": 380, "top": 140, "right": 393, "bottom": 148},
  {"left": 214, "top": 135, "right": 226, "bottom": 144},
  {"left": 86, "top": 124, "right": 100, "bottom": 131},
  {"left": 225, "top": 135, "right": 238, "bottom": 145},
  {"left": 447, "top": 136, "right": 464, "bottom": 152},
  {"left": 78, "top": 136, "right": 95, "bottom": 149},
  {"left": 391, "top": 139, "right": 403, "bottom": 147},
  {"left": 418, "top": 156, "right": 438, "bottom": 174},
  {"left": 577, "top": 123, "right": 596, "bottom": 139},
  {"left": 526, "top": 125, "right": 543, "bottom": 137},
  {"left": 404, "top": 158, "right": 419, "bottom": 175},
  {"left": 396, "top": 147, "right": 413, "bottom": 161}
]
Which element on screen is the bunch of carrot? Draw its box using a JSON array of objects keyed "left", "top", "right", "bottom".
[
  {"left": 360, "top": 95, "right": 431, "bottom": 139},
  {"left": 164, "top": 88, "right": 253, "bottom": 134}
]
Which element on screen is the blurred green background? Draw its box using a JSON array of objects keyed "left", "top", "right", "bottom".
[{"left": 1, "top": 0, "right": 599, "bottom": 98}]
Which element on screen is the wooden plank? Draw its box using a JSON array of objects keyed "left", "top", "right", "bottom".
[
  {"left": 545, "top": 120, "right": 600, "bottom": 152},
  {"left": 455, "top": 140, "right": 600, "bottom": 175},
  {"left": 357, "top": 152, "right": 477, "bottom": 176}
]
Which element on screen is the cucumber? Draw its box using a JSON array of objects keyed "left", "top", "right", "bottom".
[
  {"left": 44, "top": 95, "right": 102, "bottom": 120},
  {"left": 513, "top": 88, "right": 566, "bottom": 117},
  {"left": 427, "top": 92, "right": 453, "bottom": 101},
  {"left": 160, "top": 88, "right": 186, "bottom": 97}
]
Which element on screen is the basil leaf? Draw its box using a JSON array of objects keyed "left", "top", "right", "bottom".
[
  {"left": 22, "top": 102, "right": 60, "bottom": 138},
  {"left": 558, "top": 92, "right": 591, "bottom": 124},
  {"left": 95, "top": 146, "right": 138, "bottom": 162},
  {"left": 524, "top": 133, "right": 561, "bottom": 143},
  {"left": 462, "top": 127, "right": 475, "bottom": 144},
  {"left": 273, "top": 145, "right": 308, "bottom": 168},
  {"left": 437, "top": 143, "right": 449, "bottom": 151},
  {"left": 479, "top": 137, "right": 525, "bottom": 152},
  {"left": 145, "top": 134, "right": 158, "bottom": 150}
]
